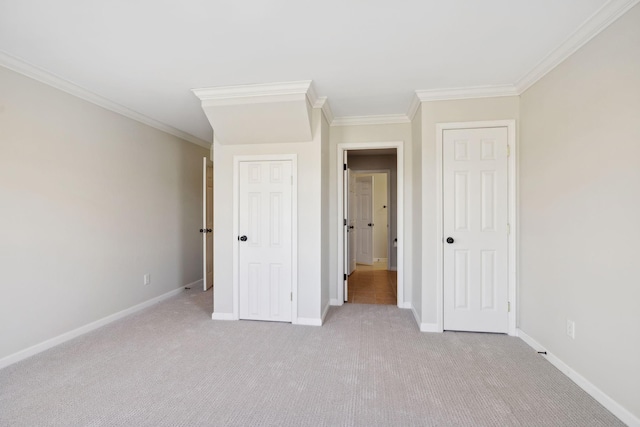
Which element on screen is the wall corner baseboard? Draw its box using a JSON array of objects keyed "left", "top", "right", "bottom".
[
  {"left": 399, "top": 302, "right": 412, "bottom": 309},
  {"left": 330, "top": 299, "right": 343, "bottom": 306},
  {"left": 419, "top": 323, "right": 441, "bottom": 333},
  {"left": 294, "top": 317, "right": 322, "bottom": 326},
  {"left": 321, "top": 303, "right": 331, "bottom": 324},
  {"left": 0, "top": 284, "right": 187, "bottom": 370},
  {"left": 211, "top": 312, "right": 236, "bottom": 321},
  {"left": 516, "top": 328, "right": 639, "bottom": 427}
]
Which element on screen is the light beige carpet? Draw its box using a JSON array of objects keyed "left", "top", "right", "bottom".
[{"left": 0, "top": 288, "right": 623, "bottom": 426}]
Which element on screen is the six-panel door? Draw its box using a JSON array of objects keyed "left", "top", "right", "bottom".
[
  {"left": 443, "top": 127, "right": 509, "bottom": 333},
  {"left": 238, "top": 160, "right": 293, "bottom": 322}
]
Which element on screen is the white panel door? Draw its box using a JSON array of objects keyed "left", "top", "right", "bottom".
[
  {"left": 202, "top": 158, "right": 213, "bottom": 291},
  {"left": 238, "top": 160, "right": 292, "bottom": 322},
  {"left": 355, "top": 176, "right": 374, "bottom": 265},
  {"left": 443, "top": 127, "right": 509, "bottom": 333},
  {"left": 348, "top": 168, "right": 357, "bottom": 274}
]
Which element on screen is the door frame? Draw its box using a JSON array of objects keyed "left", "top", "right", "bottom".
[
  {"left": 435, "top": 120, "right": 517, "bottom": 335},
  {"left": 352, "top": 170, "right": 392, "bottom": 270},
  {"left": 337, "top": 142, "right": 404, "bottom": 308},
  {"left": 232, "top": 154, "right": 298, "bottom": 323}
]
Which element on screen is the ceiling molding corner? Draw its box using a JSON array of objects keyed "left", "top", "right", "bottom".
[
  {"left": 407, "top": 93, "right": 421, "bottom": 120},
  {"left": 331, "top": 114, "right": 410, "bottom": 127},
  {"left": 515, "top": 0, "right": 640, "bottom": 93},
  {"left": 317, "top": 97, "right": 334, "bottom": 124},
  {"left": 0, "top": 50, "right": 209, "bottom": 148},
  {"left": 415, "top": 85, "right": 519, "bottom": 102}
]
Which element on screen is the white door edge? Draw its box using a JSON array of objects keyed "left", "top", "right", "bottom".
[
  {"left": 435, "top": 120, "right": 517, "bottom": 336},
  {"left": 336, "top": 142, "right": 404, "bottom": 309},
  {"left": 232, "top": 154, "right": 298, "bottom": 323}
]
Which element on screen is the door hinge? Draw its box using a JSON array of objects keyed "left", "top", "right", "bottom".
[
  {"left": 290, "top": 292, "right": 293, "bottom": 302},
  {"left": 507, "top": 223, "right": 511, "bottom": 235},
  {"left": 344, "top": 219, "right": 347, "bottom": 226},
  {"left": 508, "top": 302, "right": 511, "bottom": 312},
  {"left": 343, "top": 163, "right": 347, "bottom": 171},
  {"left": 507, "top": 145, "right": 511, "bottom": 157},
  {"left": 344, "top": 274, "right": 347, "bottom": 281}
]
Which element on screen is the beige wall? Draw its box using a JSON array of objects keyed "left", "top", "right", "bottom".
[
  {"left": 212, "top": 109, "right": 324, "bottom": 321},
  {"left": 420, "top": 96, "right": 520, "bottom": 325},
  {"left": 0, "top": 65, "right": 208, "bottom": 361},
  {"left": 519, "top": 4, "right": 640, "bottom": 419}
]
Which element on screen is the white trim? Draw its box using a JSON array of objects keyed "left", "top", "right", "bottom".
[
  {"left": 193, "top": 80, "right": 311, "bottom": 106},
  {"left": 420, "top": 323, "right": 440, "bottom": 333},
  {"left": 517, "top": 329, "right": 639, "bottom": 427},
  {"left": 515, "top": 0, "right": 640, "bottom": 93},
  {"left": 416, "top": 85, "right": 519, "bottom": 102},
  {"left": 0, "top": 283, "right": 192, "bottom": 370},
  {"left": 319, "top": 98, "right": 335, "bottom": 125},
  {"left": 295, "top": 317, "right": 323, "bottom": 326},
  {"left": 0, "top": 50, "right": 210, "bottom": 148},
  {"left": 332, "top": 114, "right": 410, "bottom": 127},
  {"left": 398, "top": 302, "right": 411, "bottom": 310},
  {"left": 388, "top": 266, "right": 397, "bottom": 272},
  {"left": 407, "top": 93, "right": 421, "bottom": 120},
  {"left": 411, "top": 305, "right": 421, "bottom": 327},
  {"left": 232, "top": 154, "right": 298, "bottom": 323},
  {"left": 321, "top": 303, "right": 331, "bottom": 324},
  {"left": 211, "top": 312, "right": 236, "bottom": 321},
  {"left": 435, "top": 120, "right": 517, "bottom": 336},
  {"left": 337, "top": 141, "right": 405, "bottom": 309},
  {"left": 330, "top": 298, "right": 342, "bottom": 306}
]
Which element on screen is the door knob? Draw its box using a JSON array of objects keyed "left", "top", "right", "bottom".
[
  {"left": 207, "top": 228, "right": 212, "bottom": 233},
  {"left": 446, "top": 237, "right": 454, "bottom": 244},
  {"left": 368, "top": 223, "right": 373, "bottom": 227},
  {"left": 239, "top": 235, "right": 248, "bottom": 241},
  {"left": 349, "top": 226, "right": 354, "bottom": 229},
  {"left": 199, "top": 229, "right": 204, "bottom": 233}
]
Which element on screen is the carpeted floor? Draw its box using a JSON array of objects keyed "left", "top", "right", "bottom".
[{"left": 0, "top": 288, "right": 623, "bottom": 426}]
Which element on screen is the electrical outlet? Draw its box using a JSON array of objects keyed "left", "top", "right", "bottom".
[
  {"left": 143, "top": 273, "right": 150, "bottom": 285},
  {"left": 566, "top": 319, "right": 575, "bottom": 339}
]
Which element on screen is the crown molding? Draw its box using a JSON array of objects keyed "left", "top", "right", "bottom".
[
  {"left": 515, "top": 0, "right": 640, "bottom": 93},
  {"left": 331, "top": 114, "right": 410, "bottom": 127},
  {"left": 192, "top": 80, "right": 312, "bottom": 106},
  {"left": 407, "top": 93, "right": 421, "bottom": 120},
  {"left": 416, "top": 84, "right": 519, "bottom": 102},
  {"left": 314, "top": 97, "right": 334, "bottom": 124},
  {"left": 0, "top": 50, "right": 210, "bottom": 148}
]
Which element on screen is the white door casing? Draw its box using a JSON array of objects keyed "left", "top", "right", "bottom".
[
  {"left": 203, "top": 157, "right": 213, "bottom": 291},
  {"left": 355, "top": 176, "right": 374, "bottom": 265},
  {"left": 238, "top": 159, "right": 293, "bottom": 322},
  {"left": 443, "top": 127, "right": 508, "bottom": 333},
  {"left": 336, "top": 142, "right": 404, "bottom": 308}
]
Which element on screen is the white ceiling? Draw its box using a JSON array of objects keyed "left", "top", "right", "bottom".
[{"left": 0, "top": 0, "right": 628, "bottom": 143}]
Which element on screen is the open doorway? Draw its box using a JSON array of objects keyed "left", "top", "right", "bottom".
[{"left": 340, "top": 147, "right": 400, "bottom": 306}]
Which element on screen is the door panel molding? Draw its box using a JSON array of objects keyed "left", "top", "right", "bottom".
[
  {"left": 436, "top": 120, "right": 517, "bottom": 335},
  {"left": 232, "top": 154, "right": 298, "bottom": 323}
]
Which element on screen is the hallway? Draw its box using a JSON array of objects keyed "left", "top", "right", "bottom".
[{"left": 347, "top": 262, "right": 397, "bottom": 305}]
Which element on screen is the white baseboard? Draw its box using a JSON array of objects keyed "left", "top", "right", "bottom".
[
  {"left": 295, "top": 317, "right": 322, "bottom": 326},
  {"left": 211, "top": 312, "right": 236, "bottom": 321},
  {"left": 419, "top": 322, "right": 440, "bottom": 333},
  {"left": 374, "top": 258, "right": 388, "bottom": 263},
  {"left": 517, "top": 328, "right": 639, "bottom": 427},
  {"left": 321, "top": 302, "right": 331, "bottom": 324},
  {"left": 330, "top": 298, "right": 343, "bottom": 306},
  {"left": 388, "top": 266, "right": 397, "bottom": 271},
  {"left": 398, "top": 301, "right": 411, "bottom": 309},
  {"left": 0, "top": 283, "right": 189, "bottom": 370}
]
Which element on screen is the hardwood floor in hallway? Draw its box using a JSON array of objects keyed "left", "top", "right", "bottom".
[{"left": 347, "top": 262, "right": 397, "bottom": 305}]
